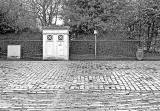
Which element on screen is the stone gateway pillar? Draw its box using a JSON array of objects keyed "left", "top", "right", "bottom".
[{"left": 43, "top": 26, "right": 69, "bottom": 60}]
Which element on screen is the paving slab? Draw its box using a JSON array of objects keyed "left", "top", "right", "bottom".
[{"left": 0, "top": 61, "right": 160, "bottom": 110}]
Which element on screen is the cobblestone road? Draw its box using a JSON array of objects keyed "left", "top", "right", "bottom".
[{"left": 0, "top": 61, "right": 160, "bottom": 111}]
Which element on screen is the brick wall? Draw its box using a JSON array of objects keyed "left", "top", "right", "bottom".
[
  {"left": 0, "top": 40, "right": 43, "bottom": 60},
  {"left": 70, "top": 40, "right": 139, "bottom": 58}
]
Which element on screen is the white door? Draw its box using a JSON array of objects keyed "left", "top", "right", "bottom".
[
  {"left": 46, "top": 35, "right": 54, "bottom": 57},
  {"left": 57, "top": 42, "right": 64, "bottom": 57},
  {"left": 46, "top": 42, "right": 54, "bottom": 56},
  {"left": 57, "top": 35, "right": 64, "bottom": 57}
]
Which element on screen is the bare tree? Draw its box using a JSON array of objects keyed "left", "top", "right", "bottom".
[{"left": 28, "top": 0, "right": 62, "bottom": 26}]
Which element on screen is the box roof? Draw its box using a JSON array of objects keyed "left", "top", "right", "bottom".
[{"left": 43, "top": 26, "right": 70, "bottom": 30}]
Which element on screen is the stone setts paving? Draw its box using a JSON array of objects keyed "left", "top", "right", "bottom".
[{"left": 0, "top": 61, "right": 160, "bottom": 111}]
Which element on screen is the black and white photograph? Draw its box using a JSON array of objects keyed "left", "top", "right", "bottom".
[{"left": 1, "top": 0, "right": 160, "bottom": 111}]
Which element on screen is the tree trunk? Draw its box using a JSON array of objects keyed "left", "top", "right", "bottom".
[
  {"left": 54, "top": 3, "right": 59, "bottom": 25},
  {"left": 48, "top": 6, "right": 53, "bottom": 25},
  {"left": 147, "top": 21, "right": 155, "bottom": 52},
  {"left": 139, "top": 20, "right": 142, "bottom": 47},
  {"left": 154, "top": 28, "right": 158, "bottom": 51},
  {"left": 146, "top": 24, "right": 151, "bottom": 51}
]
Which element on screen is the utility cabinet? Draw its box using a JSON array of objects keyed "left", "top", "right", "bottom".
[
  {"left": 7, "top": 45, "right": 21, "bottom": 59},
  {"left": 43, "top": 26, "right": 69, "bottom": 60}
]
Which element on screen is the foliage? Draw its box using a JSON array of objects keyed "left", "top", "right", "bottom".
[
  {"left": 0, "top": 0, "right": 38, "bottom": 34},
  {"left": 62, "top": 0, "right": 160, "bottom": 52},
  {"left": 62, "top": 0, "right": 128, "bottom": 34},
  {"left": 127, "top": 0, "right": 160, "bottom": 51},
  {"left": 0, "top": 0, "right": 62, "bottom": 34},
  {"left": 28, "top": 0, "right": 62, "bottom": 26}
]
